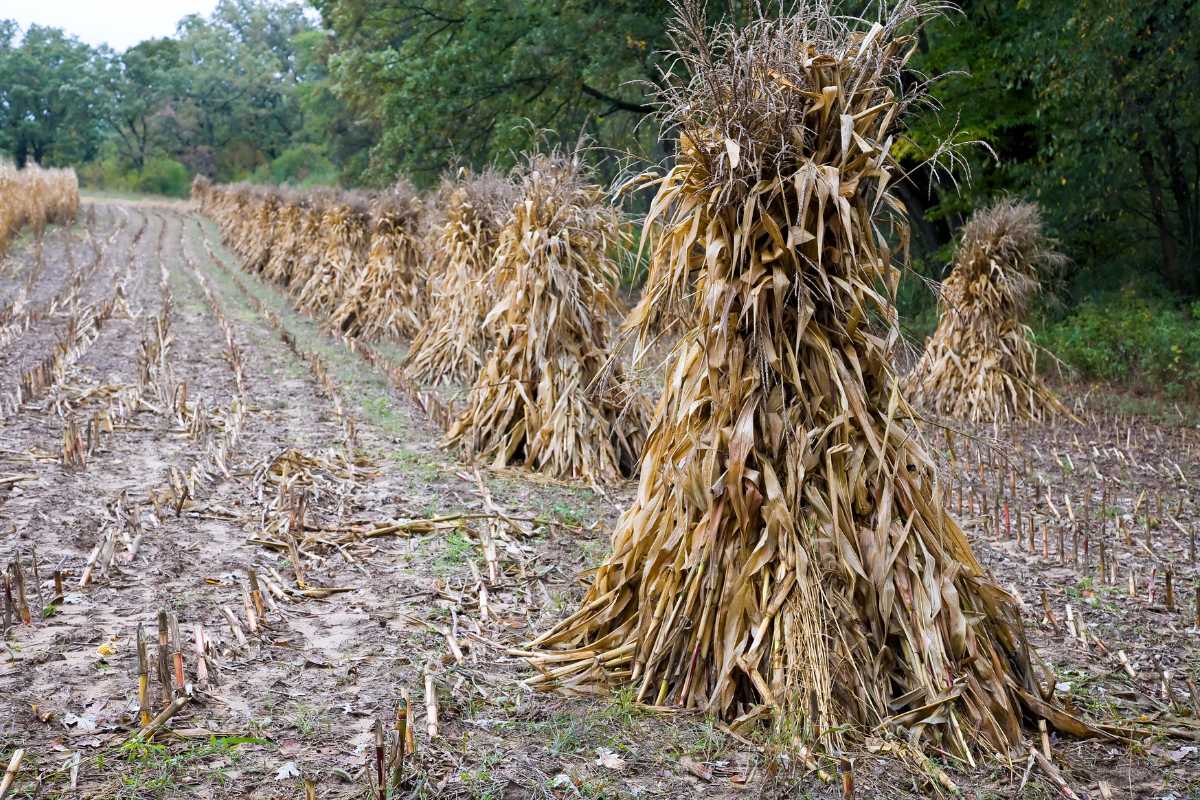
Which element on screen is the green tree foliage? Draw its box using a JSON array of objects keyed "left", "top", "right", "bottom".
[
  {"left": 312, "top": 0, "right": 673, "bottom": 183},
  {"left": 99, "top": 37, "right": 180, "bottom": 173},
  {"left": 2, "top": 0, "right": 1198, "bottom": 307},
  {"left": 907, "top": 0, "right": 1200, "bottom": 297},
  {"left": 1029, "top": 0, "right": 1200, "bottom": 297},
  {"left": 2, "top": 0, "right": 345, "bottom": 186},
  {"left": 0, "top": 24, "right": 106, "bottom": 166},
  {"left": 165, "top": 1, "right": 320, "bottom": 178}
]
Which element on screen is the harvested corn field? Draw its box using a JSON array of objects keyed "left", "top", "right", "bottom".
[
  {"left": 0, "top": 189, "right": 1195, "bottom": 799},
  {"left": 2, "top": 1, "right": 1200, "bottom": 798}
]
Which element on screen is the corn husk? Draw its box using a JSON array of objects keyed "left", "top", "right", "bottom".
[
  {"left": 331, "top": 180, "right": 428, "bottom": 338},
  {"left": 527, "top": 0, "right": 1060, "bottom": 757},
  {"left": 907, "top": 200, "right": 1068, "bottom": 422},
  {"left": 443, "top": 154, "right": 649, "bottom": 482},
  {"left": 404, "top": 170, "right": 516, "bottom": 384}
]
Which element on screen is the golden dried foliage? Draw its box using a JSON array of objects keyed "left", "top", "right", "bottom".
[
  {"left": 262, "top": 194, "right": 306, "bottom": 287},
  {"left": 287, "top": 190, "right": 338, "bottom": 293},
  {"left": 0, "top": 162, "right": 80, "bottom": 255},
  {"left": 404, "top": 170, "right": 516, "bottom": 384},
  {"left": 242, "top": 189, "right": 280, "bottom": 273},
  {"left": 331, "top": 180, "right": 428, "bottom": 338},
  {"left": 443, "top": 154, "right": 649, "bottom": 482},
  {"left": 907, "top": 199, "right": 1069, "bottom": 422},
  {"left": 527, "top": 0, "right": 1075, "bottom": 756},
  {"left": 623, "top": 220, "right": 696, "bottom": 341},
  {"left": 295, "top": 195, "right": 373, "bottom": 316}
]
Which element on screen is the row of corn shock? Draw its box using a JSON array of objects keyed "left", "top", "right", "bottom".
[{"left": 194, "top": 155, "right": 649, "bottom": 484}]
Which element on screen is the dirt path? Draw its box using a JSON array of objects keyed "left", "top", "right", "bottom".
[{"left": 1, "top": 199, "right": 1197, "bottom": 799}]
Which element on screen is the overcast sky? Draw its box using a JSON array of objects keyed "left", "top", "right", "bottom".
[{"left": 4, "top": 0, "right": 221, "bottom": 51}]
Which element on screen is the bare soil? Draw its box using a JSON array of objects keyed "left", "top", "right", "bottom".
[{"left": 1, "top": 199, "right": 1197, "bottom": 799}]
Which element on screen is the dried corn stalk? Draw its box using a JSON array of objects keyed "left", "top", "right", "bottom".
[
  {"left": 208, "top": 183, "right": 252, "bottom": 259},
  {"left": 296, "top": 195, "right": 372, "bottom": 316},
  {"left": 444, "top": 154, "right": 649, "bottom": 482},
  {"left": 1, "top": 162, "right": 79, "bottom": 255},
  {"left": 331, "top": 180, "right": 428, "bottom": 338},
  {"left": 263, "top": 193, "right": 305, "bottom": 287},
  {"left": 243, "top": 189, "right": 280, "bottom": 273},
  {"left": 287, "top": 190, "right": 336, "bottom": 293},
  {"left": 622, "top": 220, "right": 696, "bottom": 341},
  {"left": 405, "top": 170, "right": 515, "bottom": 384},
  {"left": 528, "top": 0, "right": 1063, "bottom": 757},
  {"left": 907, "top": 200, "right": 1068, "bottom": 422}
]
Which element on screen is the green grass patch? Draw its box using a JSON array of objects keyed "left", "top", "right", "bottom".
[{"left": 1037, "top": 289, "right": 1200, "bottom": 399}]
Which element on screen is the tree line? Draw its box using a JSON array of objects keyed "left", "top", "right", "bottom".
[{"left": 1, "top": 0, "right": 1197, "bottom": 298}]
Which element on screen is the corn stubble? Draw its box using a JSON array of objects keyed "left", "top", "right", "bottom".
[
  {"left": 907, "top": 199, "right": 1069, "bottom": 422},
  {"left": 528, "top": 1, "right": 1075, "bottom": 756},
  {"left": 444, "top": 155, "right": 649, "bottom": 482},
  {"left": 404, "top": 170, "right": 516, "bottom": 384}
]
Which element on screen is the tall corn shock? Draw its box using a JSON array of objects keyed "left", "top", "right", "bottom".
[
  {"left": 296, "top": 196, "right": 371, "bottom": 317},
  {"left": 528, "top": 0, "right": 1082, "bottom": 757},
  {"left": 906, "top": 199, "right": 1069, "bottom": 422},
  {"left": 287, "top": 191, "right": 336, "bottom": 294},
  {"left": 0, "top": 163, "right": 79, "bottom": 255},
  {"left": 262, "top": 194, "right": 305, "bottom": 287},
  {"left": 331, "top": 181, "right": 427, "bottom": 339},
  {"left": 405, "top": 171, "right": 515, "bottom": 385},
  {"left": 243, "top": 189, "right": 280, "bottom": 274},
  {"left": 444, "top": 155, "right": 649, "bottom": 483}
]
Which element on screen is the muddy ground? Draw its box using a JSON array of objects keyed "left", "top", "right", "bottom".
[{"left": 0, "top": 198, "right": 1197, "bottom": 799}]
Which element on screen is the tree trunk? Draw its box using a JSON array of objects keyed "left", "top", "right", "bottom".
[
  {"left": 1138, "top": 147, "right": 1185, "bottom": 293},
  {"left": 1161, "top": 128, "right": 1198, "bottom": 294}
]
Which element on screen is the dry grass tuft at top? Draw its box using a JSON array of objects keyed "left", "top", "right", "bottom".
[
  {"left": 0, "top": 162, "right": 80, "bottom": 255},
  {"left": 907, "top": 199, "right": 1069, "bottom": 422},
  {"left": 444, "top": 153, "right": 649, "bottom": 483},
  {"left": 526, "top": 0, "right": 1087, "bottom": 759}
]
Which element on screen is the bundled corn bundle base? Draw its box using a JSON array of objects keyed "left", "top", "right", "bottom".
[
  {"left": 907, "top": 200, "right": 1068, "bottom": 423},
  {"left": 1, "top": 162, "right": 80, "bottom": 255},
  {"left": 527, "top": 1, "right": 1083, "bottom": 758},
  {"left": 405, "top": 171, "right": 516, "bottom": 384},
  {"left": 443, "top": 155, "right": 649, "bottom": 483},
  {"left": 331, "top": 181, "right": 427, "bottom": 338}
]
